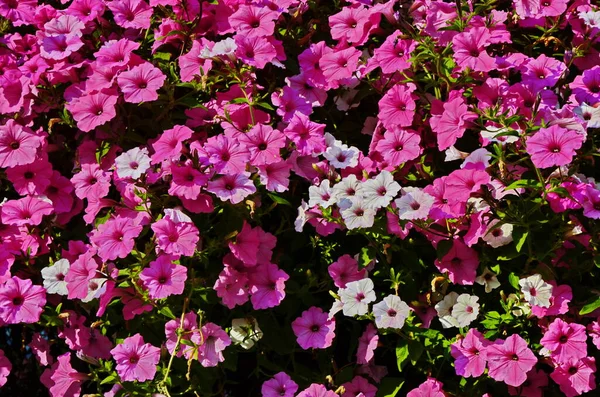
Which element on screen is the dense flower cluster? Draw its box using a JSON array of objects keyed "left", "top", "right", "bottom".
[{"left": 1, "top": 0, "right": 600, "bottom": 396}]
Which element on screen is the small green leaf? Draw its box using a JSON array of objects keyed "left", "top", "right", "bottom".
[
  {"left": 267, "top": 193, "right": 292, "bottom": 207},
  {"left": 514, "top": 229, "right": 528, "bottom": 253},
  {"left": 395, "top": 341, "right": 409, "bottom": 372},
  {"left": 377, "top": 377, "right": 405, "bottom": 397},
  {"left": 100, "top": 374, "right": 118, "bottom": 385},
  {"left": 508, "top": 272, "right": 520, "bottom": 290},
  {"left": 580, "top": 297, "right": 600, "bottom": 315},
  {"left": 505, "top": 179, "right": 542, "bottom": 190},
  {"left": 159, "top": 306, "right": 177, "bottom": 319}
]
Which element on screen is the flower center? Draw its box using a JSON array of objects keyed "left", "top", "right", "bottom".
[
  {"left": 568, "top": 366, "right": 578, "bottom": 375},
  {"left": 559, "top": 335, "right": 568, "bottom": 343},
  {"left": 387, "top": 309, "right": 397, "bottom": 317},
  {"left": 311, "top": 325, "right": 320, "bottom": 332},
  {"left": 129, "top": 355, "right": 139, "bottom": 364},
  {"left": 10, "top": 141, "right": 20, "bottom": 149},
  {"left": 12, "top": 296, "right": 23, "bottom": 306}
]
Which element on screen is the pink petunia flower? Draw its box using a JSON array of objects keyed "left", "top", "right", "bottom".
[
  {"left": 48, "top": 353, "right": 88, "bottom": 397},
  {"left": 0, "top": 120, "right": 43, "bottom": 168},
  {"left": 248, "top": 263, "right": 289, "bottom": 310},
  {"left": 207, "top": 172, "right": 257, "bottom": 204},
  {"left": 213, "top": 259, "right": 250, "bottom": 309},
  {"left": 0, "top": 349, "right": 11, "bottom": 387},
  {"left": 67, "top": 89, "right": 119, "bottom": 132},
  {"left": 71, "top": 163, "right": 111, "bottom": 200},
  {"left": 452, "top": 27, "right": 496, "bottom": 72},
  {"left": 198, "top": 322, "right": 231, "bottom": 367},
  {"left": 139, "top": 254, "right": 187, "bottom": 299},
  {"left": 292, "top": 306, "right": 336, "bottom": 350},
  {"left": 357, "top": 323, "right": 378, "bottom": 364},
  {"left": 450, "top": 328, "right": 489, "bottom": 378},
  {"left": 229, "top": 5, "right": 277, "bottom": 38},
  {"left": 165, "top": 312, "right": 200, "bottom": 359},
  {"left": 203, "top": 134, "right": 250, "bottom": 175},
  {"left": 526, "top": 125, "right": 584, "bottom": 169},
  {"left": 90, "top": 216, "right": 143, "bottom": 261},
  {"left": 341, "top": 376, "right": 377, "bottom": 397},
  {"left": 95, "top": 39, "right": 140, "bottom": 68},
  {"left": 239, "top": 124, "right": 285, "bottom": 166},
  {"left": 235, "top": 35, "right": 278, "bottom": 69},
  {"left": 283, "top": 112, "right": 327, "bottom": 156},
  {"left": 1, "top": 196, "right": 54, "bottom": 226},
  {"left": 117, "top": 63, "right": 166, "bottom": 103},
  {"left": 107, "top": 0, "right": 153, "bottom": 29},
  {"left": 540, "top": 318, "right": 587, "bottom": 363},
  {"left": 257, "top": 161, "right": 292, "bottom": 193},
  {"left": 40, "top": 34, "right": 83, "bottom": 60},
  {"left": 434, "top": 239, "right": 479, "bottom": 285},
  {"left": 430, "top": 93, "right": 477, "bottom": 151},
  {"left": 487, "top": 334, "right": 538, "bottom": 387},
  {"left": 320, "top": 47, "right": 361, "bottom": 82},
  {"left": 550, "top": 357, "right": 596, "bottom": 397},
  {"left": 64, "top": 252, "right": 100, "bottom": 300},
  {"left": 5, "top": 158, "right": 53, "bottom": 195},
  {"left": 521, "top": 54, "right": 567, "bottom": 91},
  {"left": 0, "top": 276, "right": 46, "bottom": 324},
  {"left": 372, "top": 31, "right": 416, "bottom": 74},
  {"left": 582, "top": 185, "right": 600, "bottom": 219},
  {"left": 110, "top": 334, "right": 161, "bottom": 382},
  {"left": 328, "top": 254, "right": 366, "bottom": 288},
  {"left": 375, "top": 127, "right": 421, "bottom": 167},
  {"left": 378, "top": 84, "right": 416, "bottom": 130},
  {"left": 151, "top": 217, "right": 200, "bottom": 257},
  {"left": 297, "top": 384, "right": 338, "bottom": 397},
  {"left": 531, "top": 282, "right": 572, "bottom": 317},
  {"left": 151, "top": 125, "right": 194, "bottom": 164},
  {"left": 262, "top": 372, "right": 299, "bottom": 397},
  {"left": 507, "top": 369, "right": 548, "bottom": 397},
  {"left": 406, "top": 378, "right": 446, "bottom": 397}
]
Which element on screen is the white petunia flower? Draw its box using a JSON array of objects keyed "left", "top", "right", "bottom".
[
  {"left": 82, "top": 277, "right": 107, "bottom": 303},
  {"left": 482, "top": 220, "right": 514, "bottom": 248},
  {"left": 361, "top": 170, "right": 400, "bottom": 210},
  {"left": 339, "top": 278, "right": 376, "bottom": 317},
  {"left": 332, "top": 174, "right": 364, "bottom": 210},
  {"left": 451, "top": 294, "right": 480, "bottom": 327},
  {"left": 308, "top": 179, "right": 335, "bottom": 208},
  {"left": 230, "top": 317, "right": 263, "bottom": 350},
  {"left": 394, "top": 187, "right": 434, "bottom": 220},
  {"left": 341, "top": 197, "right": 376, "bottom": 230},
  {"left": 519, "top": 274, "right": 553, "bottom": 308},
  {"left": 574, "top": 103, "right": 600, "bottom": 129},
  {"left": 480, "top": 125, "right": 518, "bottom": 144},
  {"left": 324, "top": 144, "right": 360, "bottom": 169},
  {"left": 435, "top": 292, "right": 459, "bottom": 328},
  {"left": 41, "top": 259, "right": 70, "bottom": 296},
  {"left": 462, "top": 148, "right": 491, "bottom": 169},
  {"left": 372, "top": 295, "right": 411, "bottom": 329},
  {"left": 580, "top": 10, "right": 600, "bottom": 29},
  {"left": 115, "top": 147, "right": 151, "bottom": 179},
  {"left": 475, "top": 267, "right": 501, "bottom": 293}
]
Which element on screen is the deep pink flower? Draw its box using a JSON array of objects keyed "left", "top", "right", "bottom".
[
  {"left": 229, "top": 5, "right": 277, "bottom": 39},
  {"left": 67, "top": 89, "right": 118, "bottom": 132},
  {"left": 67, "top": 0, "right": 105, "bottom": 23},
  {"left": 0, "top": 120, "right": 42, "bottom": 168},
  {"left": 320, "top": 47, "right": 361, "bottom": 82},
  {"left": 328, "top": 254, "right": 366, "bottom": 288},
  {"left": 235, "top": 35, "right": 278, "bottom": 69},
  {"left": 0, "top": 349, "right": 11, "bottom": 387},
  {"left": 570, "top": 66, "right": 600, "bottom": 105},
  {"left": 214, "top": 260, "right": 250, "bottom": 309},
  {"left": 271, "top": 86, "right": 312, "bottom": 122},
  {"left": 165, "top": 312, "right": 200, "bottom": 359},
  {"left": 140, "top": 254, "right": 187, "bottom": 299},
  {"left": 526, "top": 125, "right": 584, "bottom": 169},
  {"left": 550, "top": 357, "right": 596, "bottom": 397},
  {"left": 430, "top": 94, "right": 477, "bottom": 151},
  {"left": 531, "top": 282, "right": 572, "bottom": 317},
  {"left": 248, "top": 263, "right": 289, "bottom": 309},
  {"left": 257, "top": 161, "right": 292, "bottom": 193},
  {"left": 540, "top": 318, "right": 587, "bottom": 363},
  {"left": 406, "top": 378, "right": 446, "bottom": 397},
  {"left": 452, "top": 27, "right": 496, "bottom": 72},
  {"left": 110, "top": 334, "right": 161, "bottom": 382},
  {"left": 1, "top": 196, "right": 54, "bottom": 226},
  {"left": 450, "top": 328, "right": 489, "bottom": 377},
  {"left": 487, "top": 334, "right": 538, "bottom": 387},
  {"left": 203, "top": 134, "right": 250, "bottom": 175},
  {"left": 434, "top": 240, "right": 479, "bottom": 285},
  {"left": 40, "top": 34, "right": 83, "bottom": 60},
  {"left": 90, "top": 216, "right": 143, "bottom": 261},
  {"left": 5, "top": 158, "right": 53, "bottom": 195},
  {"left": 262, "top": 372, "right": 299, "bottom": 397},
  {"left": 239, "top": 124, "right": 285, "bottom": 166},
  {"left": 0, "top": 0, "right": 35, "bottom": 26},
  {"left": 169, "top": 162, "right": 209, "bottom": 200},
  {"left": 48, "top": 353, "right": 88, "bottom": 397},
  {"left": 378, "top": 84, "right": 416, "bottom": 130},
  {"left": 297, "top": 384, "right": 338, "bottom": 397},
  {"left": 107, "top": 0, "right": 153, "bottom": 29},
  {"left": 357, "top": 323, "right": 378, "bottom": 364},
  {"left": 117, "top": 63, "right": 166, "bottom": 103},
  {"left": 329, "top": 6, "right": 370, "bottom": 44},
  {"left": 228, "top": 221, "right": 260, "bottom": 266},
  {"left": 582, "top": 185, "right": 600, "bottom": 219},
  {"left": 0, "top": 276, "right": 46, "bottom": 324},
  {"left": 375, "top": 127, "right": 421, "bottom": 167},
  {"left": 151, "top": 217, "right": 200, "bottom": 257},
  {"left": 372, "top": 31, "right": 416, "bottom": 74},
  {"left": 521, "top": 54, "right": 567, "bottom": 91},
  {"left": 508, "top": 369, "right": 548, "bottom": 397},
  {"left": 292, "top": 306, "right": 336, "bottom": 350},
  {"left": 179, "top": 39, "right": 213, "bottom": 82},
  {"left": 198, "top": 322, "right": 231, "bottom": 367},
  {"left": 95, "top": 39, "right": 140, "bottom": 68},
  {"left": 283, "top": 112, "right": 327, "bottom": 156},
  {"left": 70, "top": 163, "right": 111, "bottom": 200},
  {"left": 64, "top": 252, "right": 100, "bottom": 300},
  {"left": 151, "top": 125, "right": 194, "bottom": 164},
  {"left": 341, "top": 376, "right": 377, "bottom": 397},
  {"left": 207, "top": 172, "right": 257, "bottom": 204}
]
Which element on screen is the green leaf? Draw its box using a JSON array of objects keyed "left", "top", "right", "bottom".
[
  {"left": 580, "top": 297, "right": 600, "bottom": 315},
  {"left": 153, "top": 52, "right": 172, "bottom": 61},
  {"left": 514, "top": 229, "right": 528, "bottom": 253},
  {"left": 377, "top": 377, "right": 405, "bottom": 397},
  {"left": 255, "top": 101, "right": 274, "bottom": 111},
  {"left": 408, "top": 340, "right": 424, "bottom": 365},
  {"left": 395, "top": 341, "right": 409, "bottom": 372},
  {"left": 100, "top": 374, "right": 118, "bottom": 385},
  {"left": 159, "top": 306, "right": 177, "bottom": 319},
  {"left": 508, "top": 272, "right": 520, "bottom": 290},
  {"left": 267, "top": 193, "right": 292, "bottom": 207},
  {"left": 505, "top": 179, "right": 542, "bottom": 190},
  {"left": 358, "top": 246, "right": 376, "bottom": 269}
]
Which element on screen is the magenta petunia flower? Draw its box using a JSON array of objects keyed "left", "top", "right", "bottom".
[
  {"left": 151, "top": 125, "right": 194, "bottom": 164},
  {"left": 487, "top": 334, "right": 537, "bottom": 387},
  {"left": 0, "top": 276, "right": 46, "bottom": 324},
  {"left": 228, "top": 221, "right": 261, "bottom": 266},
  {"left": 582, "top": 185, "right": 600, "bottom": 219},
  {"left": 521, "top": 54, "right": 567, "bottom": 91},
  {"left": 406, "top": 378, "right": 446, "bottom": 397},
  {"left": 257, "top": 161, "right": 292, "bottom": 193},
  {"left": 213, "top": 260, "right": 250, "bottom": 309},
  {"left": 64, "top": 252, "right": 100, "bottom": 300},
  {"left": 372, "top": 31, "right": 416, "bottom": 74},
  {"left": 90, "top": 216, "right": 143, "bottom": 261},
  {"left": 110, "top": 334, "right": 161, "bottom": 382},
  {"left": 329, "top": 6, "right": 370, "bottom": 44},
  {"left": 507, "top": 369, "right": 548, "bottom": 397},
  {"left": 198, "top": 322, "right": 231, "bottom": 367},
  {"left": 262, "top": 372, "right": 298, "bottom": 397},
  {"left": 229, "top": 5, "right": 277, "bottom": 39},
  {"left": 139, "top": 254, "right": 187, "bottom": 299},
  {"left": 540, "top": 318, "right": 587, "bottom": 363},
  {"left": 452, "top": 27, "right": 495, "bottom": 72},
  {"left": 94, "top": 39, "right": 140, "bottom": 68},
  {"left": 550, "top": 357, "right": 596, "bottom": 397},
  {"left": 207, "top": 172, "right": 257, "bottom": 204},
  {"left": 526, "top": 125, "right": 584, "bottom": 169},
  {"left": 117, "top": 63, "right": 166, "bottom": 103},
  {"left": 319, "top": 47, "right": 361, "bottom": 82},
  {"left": 204, "top": 134, "right": 250, "bottom": 175},
  {"left": 434, "top": 239, "right": 479, "bottom": 285},
  {"left": 375, "top": 127, "right": 421, "bottom": 167},
  {"left": 67, "top": 89, "right": 118, "bottom": 132},
  {"left": 292, "top": 306, "right": 336, "bottom": 350},
  {"left": 151, "top": 217, "right": 200, "bottom": 257},
  {"left": 430, "top": 94, "right": 477, "bottom": 151},
  {"left": 283, "top": 112, "right": 327, "bottom": 156},
  {"left": 0, "top": 120, "right": 42, "bottom": 168},
  {"left": 235, "top": 35, "right": 277, "bottom": 69},
  {"left": 0, "top": 349, "right": 11, "bottom": 387},
  {"left": 48, "top": 353, "right": 88, "bottom": 397},
  {"left": 328, "top": 254, "right": 366, "bottom": 288},
  {"left": 0, "top": 196, "right": 54, "bottom": 226},
  {"left": 570, "top": 66, "right": 600, "bottom": 105},
  {"left": 40, "top": 34, "right": 83, "bottom": 60},
  {"left": 239, "top": 124, "right": 285, "bottom": 166},
  {"left": 450, "top": 328, "right": 489, "bottom": 378},
  {"left": 5, "top": 158, "right": 53, "bottom": 195},
  {"left": 297, "top": 384, "right": 338, "bottom": 397},
  {"left": 165, "top": 311, "right": 200, "bottom": 359},
  {"left": 357, "top": 323, "right": 378, "bottom": 364},
  {"left": 378, "top": 84, "right": 416, "bottom": 130},
  {"left": 107, "top": 0, "right": 153, "bottom": 29},
  {"left": 248, "top": 263, "right": 289, "bottom": 310},
  {"left": 341, "top": 376, "right": 377, "bottom": 397},
  {"left": 67, "top": 0, "right": 105, "bottom": 23},
  {"left": 70, "top": 163, "right": 111, "bottom": 200}
]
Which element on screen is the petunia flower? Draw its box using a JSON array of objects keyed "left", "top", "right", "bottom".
[
  {"left": 1, "top": 196, "right": 54, "bottom": 226},
  {"left": 117, "top": 63, "right": 166, "bottom": 103},
  {"left": 151, "top": 125, "right": 194, "bottom": 164},
  {"left": 519, "top": 274, "right": 553, "bottom": 308},
  {"left": 475, "top": 267, "right": 501, "bottom": 293},
  {"left": 140, "top": 254, "right": 187, "bottom": 299},
  {"left": 372, "top": 295, "right": 410, "bottom": 329},
  {"left": 229, "top": 317, "right": 263, "bottom": 350},
  {"left": 0, "top": 119, "right": 43, "bottom": 168},
  {"left": 526, "top": 125, "right": 584, "bottom": 169},
  {"left": 550, "top": 357, "right": 596, "bottom": 397},
  {"left": 197, "top": 323, "right": 231, "bottom": 367},
  {"left": 90, "top": 216, "right": 143, "bottom": 261},
  {"left": 262, "top": 372, "right": 299, "bottom": 397},
  {"left": 451, "top": 294, "right": 479, "bottom": 327},
  {"left": 207, "top": 172, "right": 257, "bottom": 204},
  {"left": 41, "top": 259, "right": 70, "bottom": 296},
  {"left": 115, "top": 147, "right": 151, "bottom": 179},
  {"left": 339, "top": 278, "right": 376, "bottom": 316},
  {"left": 361, "top": 170, "right": 401, "bottom": 210},
  {"left": 0, "top": 276, "right": 46, "bottom": 324},
  {"left": 540, "top": 318, "right": 587, "bottom": 363},
  {"left": 151, "top": 217, "right": 200, "bottom": 257},
  {"left": 452, "top": 27, "right": 496, "bottom": 72},
  {"left": 110, "top": 334, "right": 161, "bottom": 382},
  {"left": 292, "top": 306, "right": 336, "bottom": 350},
  {"left": 406, "top": 378, "right": 446, "bottom": 397},
  {"left": 107, "top": 0, "right": 153, "bottom": 29},
  {"left": 328, "top": 254, "right": 366, "bottom": 288},
  {"left": 341, "top": 198, "right": 376, "bottom": 230},
  {"left": 229, "top": 5, "right": 277, "bottom": 39},
  {"left": 357, "top": 323, "right": 378, "bottom": 364},
  {"left": 487, "top": 334, "right": 538, "bottom": 387},
  {"left": 67, "top": 89, "right": 118, "bottom": 132},
  {"left": 394, "top": 187, "right": 434, "bottom": 220},
  {"left": 378, "top": 84, "right": 416, "bottom": 130},
  {"left": 319, "top": 47, "right": 361, "bottom": 82},
  {"left": 450, "top": 328, "right": 489, "bottom": 378},
  {"left": 0, "top": 349, "right": 11, "bottom": 387},
  {"left": 248, "top": 263, "right": 289, "bottom": 310},
  {"left": 434, "top": 240, "right": 479, "bottom": 285},
  {"left": 48, "top": 353, "right": 88, "bottom": 397},
  {"left": 164, "top": 312, "right": 200, "bottom": 359},
  {"left": 375, "top": 127, "right": 421, "bottom": 167}
]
